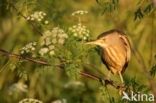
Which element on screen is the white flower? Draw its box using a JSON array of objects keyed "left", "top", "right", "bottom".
[
  {"left": 52, "top": 33, "right": 57, "bottom": 38},
  {"left": 33, "top": 42, "right": 37, "bottom": 46},
  {"left": 58, "top": 38, "right": 65, "bottom": 44},
  {"left": 49, "top": 50, "right": 55, "bottom": 56},
  {"left": 39, "top": 48, "right": 49, "bottom": 56},
  {"left": 19, "top": 98, "right": 43, "bottom": 103},
  {"left": 52, "top": 38, "right": 57, "bottom": 44},
  {"left": 44, "top": 30, "right": 52, "bottom": 36},
  {"left": 73, "top": 25, "right": 76, "bottom": 28},
  {"left": 73, "top": 33, "right": 77, "bottom": 36},
  {"left": 20, "top": 42, "right": 37, "bottom": 55},
  {"left": 30, "top": 17, "right": 35, "bottom": 21},
  {"left": 45, "top": 38, "right": 51, "bottom": 45},
  {"left": 72, "top": 10, "right": 88, "bottom": 16},
  {"left": 39, "top": 27, "right": 68, "bottom": 57},
  {"left": 40, "top": 39, "right": 45, "bottom": 46},
  {"left": 44, "top": 20, "right": 49, "bottom": 24},
  {"left": 8, "top": 82, "right": 28, "bottom": 95},
  {"left": 41, "top": 12, "right": 45, "bottom": 16},
  {"left": 68, "top": 23, "right": 90, "bottom": 40},
  {"left": 39, "top": 11, "right": 43, "bottom": 15},
  {"left": 37, "top": 18, "right": 42, "bottom": 21},
  {"left": 27, "top": 11, "right": 47, "bottom": 22},
  {"left": 40, "top": 16, "right": 44, "bottom": 19},
  {"left": 52, "top": 99, "right": 67, "bottom": 103},
  {"left": 83, "top": 36, "right": 87, "bottom": 40},
  {"left": 31, "top": 47, "right": 35, "bottom": 51},
  {"left": 49, "top": 45, "right": 55, "bottom": 50},
  {"left": 26, "top": 16, "right": 30, "bottom": 20},
  {"left": 21, "top": 51, "right": 24, "bottom": 54},
  {"left": 63, "top": 34, "right": 68, "bottom": 38}
]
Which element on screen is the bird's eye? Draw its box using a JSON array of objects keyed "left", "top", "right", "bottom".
[{"left": 103, "top": 39, "right": 105, "bottom": 41}]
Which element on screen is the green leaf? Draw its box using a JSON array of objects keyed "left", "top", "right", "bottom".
[
  {"left": 134, "top": 8, "right": 144, "bottom": 20},
  {"left": 150, "top": 64, "right": 156, "bottom": 77},
  {"left": 112, "top": 0, "right": 119, "bottom": 5},
  {"left": 96, "top": 0, "right": 100, "bottom": 4},
  {"left": 65, "top": 64, "right": 80, "bottom": 80},
  {"left": 144, "top": 3, "right": 153, "bottom": 14}
]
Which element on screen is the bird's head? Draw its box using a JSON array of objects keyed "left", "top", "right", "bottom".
[{"left": 85, "top": 38, "right": 107, "bottom": 47}]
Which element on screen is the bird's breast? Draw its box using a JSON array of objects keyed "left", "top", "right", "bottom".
[{"left": 102, "top": 45, "right": 127, "bottom": 73}]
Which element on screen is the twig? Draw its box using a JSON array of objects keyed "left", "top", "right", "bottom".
[
  {"left": 0, "top": 48, "right": 124, "bottom": 90},
  {"left": 0, "top": 49, "right": 49, "bottom": 65},
  {"left": 8, "top": 2, "right": 44, "bottom": 36}
]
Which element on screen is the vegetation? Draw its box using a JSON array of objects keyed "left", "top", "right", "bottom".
[{"left": 0, "top": 0, "right": 156, "bottom": 103}]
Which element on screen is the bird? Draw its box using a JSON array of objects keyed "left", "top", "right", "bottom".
[{"left": 86, "top": 29, "right": 131, "bottom": 83}]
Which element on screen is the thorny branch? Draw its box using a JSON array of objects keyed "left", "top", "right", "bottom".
[{"left": 0, "top": 49, "right": 125, "bottom": 90}]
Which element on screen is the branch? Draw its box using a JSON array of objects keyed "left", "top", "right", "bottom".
[
  {"left": 0, "top": 48, "right": 124, "bottom": 90},
  {"left": 0, "top": 49, "right": 49, "bottom": 65}
]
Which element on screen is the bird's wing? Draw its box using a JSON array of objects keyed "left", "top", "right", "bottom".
[
  {"left": 119, "top": 35, "right": 131, "bottom": 73},
  {"left": 101, "top": 50, "right": 110, "bottom": 70}
]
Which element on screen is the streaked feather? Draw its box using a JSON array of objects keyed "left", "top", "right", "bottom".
[{"left": 98, "top": 29, "right": 131, "bottom": 74}]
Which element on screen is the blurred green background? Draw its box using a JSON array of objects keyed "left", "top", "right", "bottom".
[{"left": 0, "top": 0, "right": 156, "bottom": 103}]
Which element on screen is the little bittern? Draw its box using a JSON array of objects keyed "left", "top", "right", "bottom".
[{"left": 86, "top": 29, "right": 131, "bottom": 83}]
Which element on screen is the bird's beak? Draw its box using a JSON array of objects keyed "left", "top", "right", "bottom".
[{"left": 85, "top": 40, "right": 100, "bottom": 45}]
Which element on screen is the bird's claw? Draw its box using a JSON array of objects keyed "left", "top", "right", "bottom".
[{"left": 118, "top": 84, "right": 126, "bottom": 95}]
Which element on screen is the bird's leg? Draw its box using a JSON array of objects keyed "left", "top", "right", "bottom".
[
  {"left": 118, "top": 71, "right": 124, "bottom": 84},
  {"left": 118, "top": 71, "right": 126, "bottom": 95}
]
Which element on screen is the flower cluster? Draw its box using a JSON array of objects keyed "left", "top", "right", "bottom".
[
  {"left": 26, "top": 11, "right": 48, "bottom": 24},
  {"left": 19, "top": 98, "right": 43, "bottom": 103},
  {"left": 8, "top": 82, "right": 27, "bottom": 95},
  {"left": 69, "top": 23, "right": 90, "bottom": 40},
  {"left": 72, "top": 10, "right": 88, "bottom": 16},
  {"left": 52, "top": 98, "right": 67, "bottom": 103},
  {"left": 39, "top": 27, "right": 68, "bottom": 56},
  {"left": 20, "top": 42, "right": 37, "bottom": 55}
]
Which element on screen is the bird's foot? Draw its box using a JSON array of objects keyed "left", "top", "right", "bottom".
[
  {"left": 118, "top": 84, "right": 126, "bottom": 95},
  {"left": 120, "top": 83, "right": 125, "bottom": 87}
]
